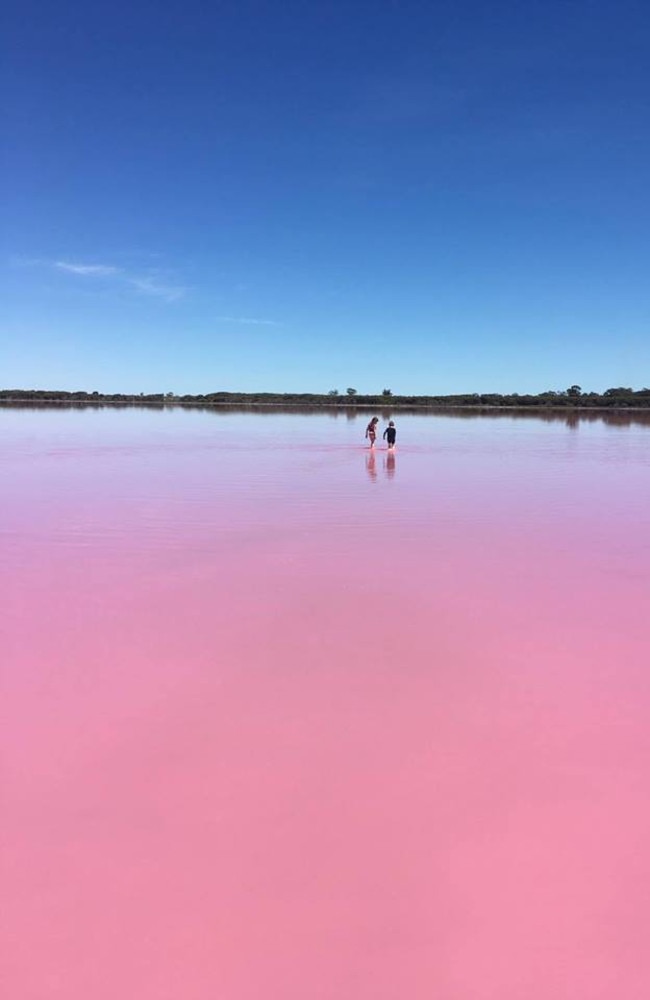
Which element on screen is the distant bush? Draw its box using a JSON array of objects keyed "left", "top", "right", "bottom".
[{"left": 2, "top": 387, "right": 650, "bottom": 409}]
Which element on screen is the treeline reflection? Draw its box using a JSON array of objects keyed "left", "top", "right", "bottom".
[{"left": 2, "top": 400, "right": 650, "bottom": 428}]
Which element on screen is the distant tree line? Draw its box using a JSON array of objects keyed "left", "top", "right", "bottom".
[{"left": 1, "top": 386, "right": 649, "bottom": 408}]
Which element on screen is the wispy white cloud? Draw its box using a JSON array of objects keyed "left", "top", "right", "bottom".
[
  {"left": 54, "top": 260, "right": 120, "bottom": 276},
  {"left": 10, "top": 255, "right": 48, "bottom": 267},
  {"left": 215, "top": 315, "right": 282, "bottom": 327},
  {"left": 127, "top": 276, "right": 186, "bottom": 302},
  {"left": 16, "top": 256, "right": 187, "bottom": 303}
]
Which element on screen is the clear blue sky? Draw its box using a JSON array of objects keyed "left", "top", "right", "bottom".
[{"left": 3, "top": 0, "right": 649, "bottom": 394}]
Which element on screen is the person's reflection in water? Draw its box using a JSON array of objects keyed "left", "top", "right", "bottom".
[
  {"left": 365, "top": 450, "right": 377, "bottom": 482},
  {"left": 384, "top": 450, "right": 396, "bottom": 479}
]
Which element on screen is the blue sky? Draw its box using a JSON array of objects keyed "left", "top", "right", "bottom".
[{"left": 3, "top": 0, "right": 649, "bottom": 394}]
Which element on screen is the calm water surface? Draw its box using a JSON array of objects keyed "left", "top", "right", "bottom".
[{"left": 3, "top": 406, "right": 650, "bottom": 999}]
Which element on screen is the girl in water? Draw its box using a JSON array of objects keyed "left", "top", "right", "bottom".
[{"left": 365, "top": 416, "right": 379, "bottom": 448}]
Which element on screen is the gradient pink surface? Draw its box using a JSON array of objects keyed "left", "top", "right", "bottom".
[{"left": 3, "top": 407, "right": 650, "bottom": 999}]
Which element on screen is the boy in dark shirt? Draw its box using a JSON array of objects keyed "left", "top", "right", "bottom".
[{"left": 383, "top": 420, "right": 397, "bottom": 449}]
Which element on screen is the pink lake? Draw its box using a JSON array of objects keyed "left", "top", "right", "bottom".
[{"left": 3, "top": 405, "right": 650, "bottom": 999}]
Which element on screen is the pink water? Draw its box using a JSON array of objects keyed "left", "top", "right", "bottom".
[{"left": 3, "top": 406, "right": 650, "bottom": 999}]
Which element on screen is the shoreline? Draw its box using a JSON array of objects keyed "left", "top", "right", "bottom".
[{"left": 1, "top": 399, "right": 650, "bottom": 413}]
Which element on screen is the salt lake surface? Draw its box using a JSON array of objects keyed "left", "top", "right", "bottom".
[{"left": 3, "top": 405, "right": 650, "bottom": 999}]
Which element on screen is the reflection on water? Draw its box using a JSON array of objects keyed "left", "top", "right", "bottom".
[
  {"left": 365, "top": 448, "right": 397, "bottom": 482},
  {"left": 3, "top": 407, "right": 650, "bottom": 1000},
  {"left": 3, "top": 400, "right": 650, "bottom": 429}
]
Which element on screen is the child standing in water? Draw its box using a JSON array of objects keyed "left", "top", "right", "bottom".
[
  {"left": 383, "top": 420, "right": 397, "bottom": 449},
  {"left": 365, "top": 416, "right": 379, "bottom": 448}
]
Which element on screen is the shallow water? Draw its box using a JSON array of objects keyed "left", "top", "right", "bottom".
[{"left": 3, "top": 406, "right": 650, "bottom": 999}]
